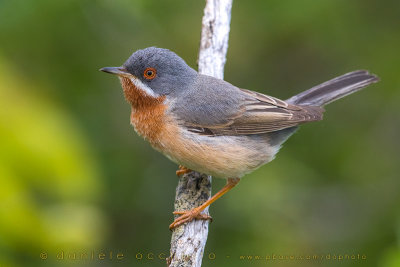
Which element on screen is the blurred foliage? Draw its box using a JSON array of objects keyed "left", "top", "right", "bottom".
[
  {"left": 0, "top": 0, "right": 399, "bottom": 266},
  {"left": 0, "top": 58, "right": 106, "bottom": 266}
]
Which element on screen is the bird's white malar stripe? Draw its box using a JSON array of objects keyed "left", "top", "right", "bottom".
[{"left": 129, "top": 77, "right": 160, "bottom": 98}]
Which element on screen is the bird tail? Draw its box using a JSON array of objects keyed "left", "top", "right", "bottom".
[{"left": 286, "top": 70, "right": 379, "bottom": 106}]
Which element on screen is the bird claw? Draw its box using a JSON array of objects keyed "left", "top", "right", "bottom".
[
  {"left": 169, "top": 209, "right": 212, "bottom": 230},
  {"left": 176, "top": 165, "right": 192, "bottom": 177}
]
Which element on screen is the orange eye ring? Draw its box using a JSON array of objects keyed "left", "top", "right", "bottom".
[{"left": 143, "top": 67, "right": 157, "bottom": 80}]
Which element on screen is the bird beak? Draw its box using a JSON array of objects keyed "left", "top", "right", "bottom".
[{"left": 99, "top": 67, "right": 131, "bottom": 77}]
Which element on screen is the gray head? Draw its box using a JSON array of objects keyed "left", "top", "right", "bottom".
[{"left": 100, "top": 47, "right": 197, "bottom": 96}]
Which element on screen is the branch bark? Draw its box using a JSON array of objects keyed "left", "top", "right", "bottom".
[{"left": 168, "top": 0, "right": 233, "bottom": 266}]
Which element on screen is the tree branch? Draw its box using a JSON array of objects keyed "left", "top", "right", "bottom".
[{"left": 168, "top": 0, "right": 233, "bottom": 266}]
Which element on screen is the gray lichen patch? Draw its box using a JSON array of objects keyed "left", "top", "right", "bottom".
[{"left": 169, "top": 172, "right": 212, "bottom": 267}]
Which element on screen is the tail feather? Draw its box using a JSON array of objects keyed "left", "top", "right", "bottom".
[{"left": 286, "top": 70, "right": 379, "bottom": 106}]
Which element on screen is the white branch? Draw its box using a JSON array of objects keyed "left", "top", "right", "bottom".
[
  {"left": 199, "top": 0, "right": 233, "bottom": 79},
  {"left": 168, "top": 0, "right": 233, "bottom": 267}
]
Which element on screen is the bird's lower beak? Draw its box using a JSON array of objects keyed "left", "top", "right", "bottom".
[{"left": 100, "top": 67, "right": 131, "bottom": 77}]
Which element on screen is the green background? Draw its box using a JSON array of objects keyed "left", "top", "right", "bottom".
[{"left": 0, "top": 0, "right": 399, "bottom": 266}]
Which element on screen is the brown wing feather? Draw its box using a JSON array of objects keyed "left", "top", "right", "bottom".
[{"left": 186, "top": 89, "right": 324, "bottom": 136}]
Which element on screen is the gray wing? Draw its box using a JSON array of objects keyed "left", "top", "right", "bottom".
[
  {"left": 171, "top": 74, "right": 245, "bottom": 127},
  {"left": 173, "top": 75, "right": 324, "bottom": 136}
]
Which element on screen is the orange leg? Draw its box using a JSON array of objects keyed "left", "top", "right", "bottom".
[
  {"left": 169, "top": 178, "right": 240, "bottom": 229},
  {"left": 176, "top": 165, "right": 192, "bottom": 177}
]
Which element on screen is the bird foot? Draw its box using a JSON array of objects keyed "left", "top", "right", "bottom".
[
  {"left": 176, "top": 165, "right": 192, "bottom": 177},
  {"left": 169, "top": 209, "right": 212, "bottom": 230}
]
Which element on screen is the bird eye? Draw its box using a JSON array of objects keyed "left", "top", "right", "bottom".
[{"left": 143, "top": 67, "right": 157, "bottom": 80}]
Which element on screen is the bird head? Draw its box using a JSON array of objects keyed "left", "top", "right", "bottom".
[{"left": 100, "top": 47, "right": 197, "bottom": 107}]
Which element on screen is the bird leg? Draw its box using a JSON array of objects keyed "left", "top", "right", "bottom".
[
  {"left": 176, "top": 165, "right": 192, "bottom": 177},
  {"left": 169, "top": 178, "right": 240, "bottom": 229}
]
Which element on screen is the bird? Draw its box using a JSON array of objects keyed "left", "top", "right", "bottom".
[{"left": 100, "top": 47, "right": 379, "bottom": 229}]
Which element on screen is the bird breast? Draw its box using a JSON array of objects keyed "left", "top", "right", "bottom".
[{"left": 120, "top": 77, "right": 167, "bottom": 146}]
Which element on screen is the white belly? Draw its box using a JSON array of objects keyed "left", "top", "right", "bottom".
[{"left": 156, "top": 124, "right": 280, "bottom": 178}]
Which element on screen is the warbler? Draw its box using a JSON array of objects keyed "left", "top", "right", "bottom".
[{"left": 101, "top": 47, "right": 379, "bottom": 229}]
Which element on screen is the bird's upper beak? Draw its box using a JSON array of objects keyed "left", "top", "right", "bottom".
[{"left": 99, "top": 67, "right": 131, "bottom": 77}]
